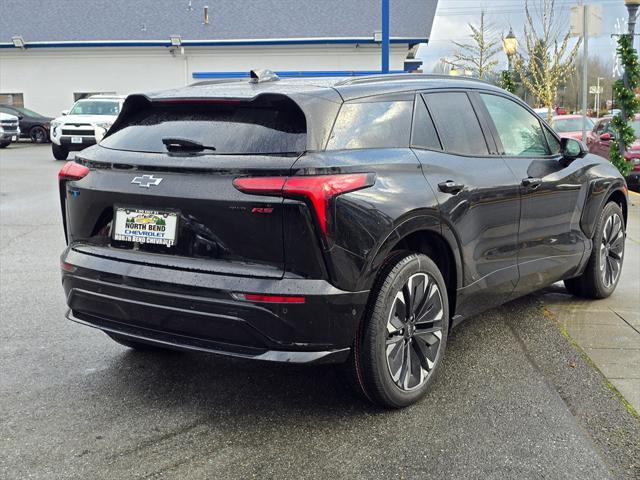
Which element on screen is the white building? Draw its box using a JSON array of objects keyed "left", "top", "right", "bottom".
[{"left": 0, "top": 0, "right": 438, "bottom": 117}]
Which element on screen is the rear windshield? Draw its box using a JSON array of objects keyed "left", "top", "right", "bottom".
[{"left": 100, "top": 99, "right": 307, "bottom": 154}]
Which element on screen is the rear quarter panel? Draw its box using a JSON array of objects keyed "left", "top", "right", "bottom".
[{"left": 290, "top": 148, "right": 441, "bottom": 292}]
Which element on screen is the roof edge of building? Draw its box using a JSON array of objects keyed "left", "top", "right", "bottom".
[{"left": 0, "top": 37, "right": 428, "bottom": 49}]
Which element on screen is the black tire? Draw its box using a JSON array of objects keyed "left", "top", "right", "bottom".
[
  {"left": 29, "top": 125, "right": 48, "bottom": 143},
  {"left": 106, "top": 332, "right": 172, "bottom": 352},
  {"left": 52, "top": 143, "right": 68, "bottom": 160},
  {"left": 564, "top": 201, "right": 625, "bottom": 299},
  {"left": 345, "top": 252, "right": 449, "bottom": 408},
  {"left": 0, "top": 141, "right": 9, "bottom": 149}
]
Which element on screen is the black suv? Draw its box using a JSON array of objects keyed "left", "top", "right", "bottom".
[{"left": 59, "top": 74, "right": 627, "bottom": 408}]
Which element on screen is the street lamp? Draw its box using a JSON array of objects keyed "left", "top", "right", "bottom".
[
  {"left": 625, "top": 0, "right": 640, "bottom": 37},
  {"left": 502, "top": 28, "right": 518, "bottom": 71}
]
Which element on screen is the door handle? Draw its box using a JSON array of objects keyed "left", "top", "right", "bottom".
[
  {"left": 521, "top": 177, "right": 542, "bottom": 189},
  {"left": 438, "top": 180, "right": 465, "bottom": 194}
]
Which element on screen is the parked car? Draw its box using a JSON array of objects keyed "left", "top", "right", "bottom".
[
  {"left": 50, "top": 95, "right": 124, "bottom": 160},
  {"left": 587, "top": 115, "right": 640, "bottom": 192},
  {"left": 58, "top": 73, "right": 627, "bottom": 408},
  {"left": 551, "top": 114, "right": 594, "bottom": 141},
  {"left": 0, "top": 105, "right": 51, "bottom": 143},
  {"left": 0, "top": 112, "right": 20, "bottom": 148}
]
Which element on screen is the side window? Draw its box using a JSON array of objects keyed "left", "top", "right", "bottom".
[
  {"left": 326, "top": 99, "right": 413, "bottom": 150},
  {"left": 411, "top": 95, "right": 442, "bottom": 150},
  {"left": 604, "top": 121, "right": 614, "bottom": 134},
  {"left": 423, "top": 92, "right": 488, "bottom": 155},
  {"left": 480, "top": 93, "right": 550, "bottom": 157}
]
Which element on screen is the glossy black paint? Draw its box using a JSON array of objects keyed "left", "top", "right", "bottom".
[
  {"left": 0, "top": 105, "right": 51, "bottom": 141},
  {"left": 59, "top": 75, "right": 628, "bottom": 363}
]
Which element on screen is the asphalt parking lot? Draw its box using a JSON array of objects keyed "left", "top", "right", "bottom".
[{"left": 1, "top": 143, "right": 639, "bottom": 479}]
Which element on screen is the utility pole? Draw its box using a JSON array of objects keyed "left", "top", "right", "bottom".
[{"left": 581, "top": 4, "right": 589, "bottom": 143}]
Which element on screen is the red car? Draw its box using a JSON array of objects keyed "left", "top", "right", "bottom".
[
  {"left": 551, "top": 115, "right": 594, "bottom": 141},
  {"left": 588, "top": 115, "right": 640, "bottom": 192}
]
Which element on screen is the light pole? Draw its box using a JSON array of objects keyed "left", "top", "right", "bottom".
[
  {"left": 502, "top": 28, "right": 518, "bottom": 71},
  {"left": 618, "top": 0, "right": 640, "bottom": 156},
  {"left": 626, "top": 0, "right": 640, "bottom": 39}
]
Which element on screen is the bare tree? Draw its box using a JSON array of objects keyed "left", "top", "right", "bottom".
[
  {"left": 514, "top": 0, "right": 581, "bottom": 121},
  {"left": 443, "top": 11, "right": 501, "bottom": 79},
  {"left": 430, "top": 59, "right": 452, "bottom": 75}
]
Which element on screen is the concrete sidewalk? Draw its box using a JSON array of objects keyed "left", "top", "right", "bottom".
[{"left": 538, "top": 191, "right": 640, "bottom": 414}]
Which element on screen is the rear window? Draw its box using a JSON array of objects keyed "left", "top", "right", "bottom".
[
  {"left": 326, "top": 99, "right": 413, "bottom": 150},
  {"left": 100, "top": 98, "right": 307, "bottom": 154}
]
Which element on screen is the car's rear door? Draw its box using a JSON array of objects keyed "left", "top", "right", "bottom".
[
  {"left": 413, "top": 91, "right": 521, "bottom": 317},
  {"left": 475, "top": 92, "right": 586, "bottom": 296}
]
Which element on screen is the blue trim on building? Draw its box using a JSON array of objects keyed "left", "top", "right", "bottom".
[
  {"left": 192, "top": 70, "right": 407, "bottom": 79},
  {"left": 381, "top": 0, "right": 390, "bottom": 73},
  {"left": 0, "top": 37, "right": 427, "bottom": 49}
]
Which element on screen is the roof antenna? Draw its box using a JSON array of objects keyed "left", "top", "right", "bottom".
[
  {"left": 187, "top": 0, "right": 193, "bottom": 11},
  {"left": 203, "top": 5, "right": 210, "bottom": 25}
]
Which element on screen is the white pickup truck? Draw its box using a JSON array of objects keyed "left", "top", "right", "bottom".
[
  {"left": 50, "top": 95, "right": 124, "bottom": 160},
  {"left": 0, "top": 112, "right": 21, "bottom": 148}
]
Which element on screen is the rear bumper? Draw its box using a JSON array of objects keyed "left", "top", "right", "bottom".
[{"left": 61, "top": 246, "right": 368, "bottom": 364}]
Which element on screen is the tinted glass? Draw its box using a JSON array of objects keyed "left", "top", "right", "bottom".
[
  {"left": 481, "top": 94, "right": 549, "bottom": 156},
  {"left": 70, "top": 100, "right": 120, "bottom": 116},
  {"left": 327, "top": 100, "right": 412, "bottom": 150},
  {"left": 411, "top": 96, "right": 441, "bottom": 150},
  {"left": 424, "top": 92, "right": 488, "bottom": 155},
  {"left": 101, "top": 102, "right": 307, "bottom": 154}
]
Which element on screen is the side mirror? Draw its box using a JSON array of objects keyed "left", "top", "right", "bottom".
[
  {"left": 17, "top": 114, "right": 24, "bottom": 120},
  {"left": 61, "top": 109, "right": 69, "bottom": 116},
  {"left": 560, "top": 137, "right": 587, "bottom": 164},
  {"left": 599, "top": 132, "right": 613, "bottom": 141}
]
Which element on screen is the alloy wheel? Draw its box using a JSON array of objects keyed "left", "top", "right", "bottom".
[
  {"left": 30, "top": 126, "right": 47, "bottom": 143},
  {"left": 599, "top": 212, "right": 624, "bottom": 288},
  {"left": 385, "top": 272, "right": 444, "bottom": 391}
]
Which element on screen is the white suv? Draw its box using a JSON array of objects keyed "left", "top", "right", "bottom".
[
  {"left": 50, "top": 95, "right": 124, "bottom": 160},
  {"left": 0, "top": 112, "right": 20, "bottom": 148}
]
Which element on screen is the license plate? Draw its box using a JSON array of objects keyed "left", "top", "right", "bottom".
[
  {"left": 112, "top": 207, "right": 178, "bottom": 246},
  {"left": 71, "top": 136, "right": 83, "bottom": 144},
  {"left": 11, "top": 136, "right": 17, "bottom": 141}
]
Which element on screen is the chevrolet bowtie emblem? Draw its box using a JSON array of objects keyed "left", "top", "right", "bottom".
[{"left": 131, "top": 174, "right": 163, "bottom": 188}]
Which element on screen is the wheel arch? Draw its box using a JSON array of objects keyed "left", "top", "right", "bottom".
[
  {"left": 363, "top": 215, "right": 462, "bottom": 319},
  {"left": 580, "top": 178, "right": 628, "bottom": 238}
]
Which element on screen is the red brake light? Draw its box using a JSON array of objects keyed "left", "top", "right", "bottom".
[
  {"left": 233, "top": 293, "right": 306, "bottom": 304},
  {"left": 232, "top": 173, "right": 375, "bottom": 235},
  {"left": 58, "top": 161, "right": 90, "bottom": 181},
  {"left": 232, "top": 176, "right": 287, "bottom": 195}
]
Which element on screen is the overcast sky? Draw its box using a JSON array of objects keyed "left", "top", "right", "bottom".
[{"left": 417, "top": 0, "right": 631, "bottom": 75}]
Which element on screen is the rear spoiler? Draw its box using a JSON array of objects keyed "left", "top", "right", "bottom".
[{"left": 106, "top": 92, "right": 341, "bottom": 152}]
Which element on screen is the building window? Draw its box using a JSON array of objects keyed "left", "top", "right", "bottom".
[
  {"left": 0, "top": 93, "right": 24, "bottom": 107},
  {"left": 73, "top": 92, "right": 116, "bottom": 101}
]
